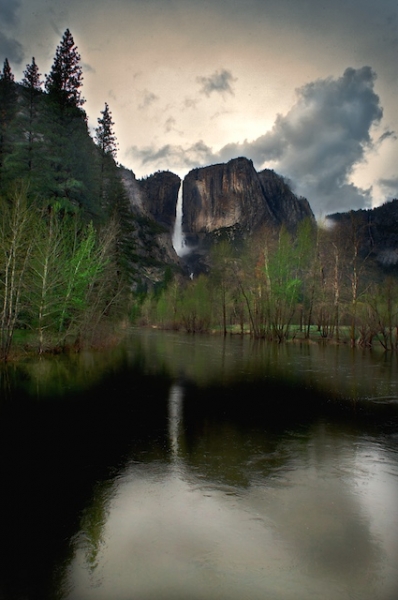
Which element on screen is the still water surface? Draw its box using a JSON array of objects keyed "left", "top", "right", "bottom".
[{"left": 1, "top": 330, "right": 398, "bottom": 599}]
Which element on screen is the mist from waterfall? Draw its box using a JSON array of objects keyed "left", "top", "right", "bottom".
[{"left": 172, "top": 182, "right": 189, "bottom": 257}]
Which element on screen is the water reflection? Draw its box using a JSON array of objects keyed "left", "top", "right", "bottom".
[
  {"left": 64, "top": 382, "right": 398, "bottom": 600},
  {"left": 168, "top": 383, "right": 184, "bottom": 459},
  {"left": 2, "top": 331, "right": 398, "bottom": 600}
]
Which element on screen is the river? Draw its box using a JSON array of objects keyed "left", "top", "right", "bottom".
[{"left": 0, "top": 330, "right": 397, "bottom": 599}]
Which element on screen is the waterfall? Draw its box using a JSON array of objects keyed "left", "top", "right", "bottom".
[{"left": 172, "top": 182, "right": 189, "bottom": 256}]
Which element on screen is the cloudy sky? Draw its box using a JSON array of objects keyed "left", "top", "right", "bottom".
[{"left": 1, "top": 0, "right": 397, "bottom": 216}]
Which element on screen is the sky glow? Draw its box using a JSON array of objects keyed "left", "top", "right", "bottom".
[{"left": 1, "top": 0, "right": 397, "bottom": 216}]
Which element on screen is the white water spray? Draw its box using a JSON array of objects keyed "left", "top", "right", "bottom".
[{"left": 172, "top": 182, "right": 189, "bottom": 257}]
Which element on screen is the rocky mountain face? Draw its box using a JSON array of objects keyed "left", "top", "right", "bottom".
[
  {"left": 257, "top": 168, "right": 314, "bottom": 230},
  {"left": 182, "top": 157, "right": 314, "bottom": 247},
  {"left": 119, "top": 167, "right": 180, "bottom": 288},
  {"left": 138, "top": 171, "right": 181, "bottom": 229},
  {"left": 120, "top": 157, "right": 315, "bottom": 280},
  {"left": 182, "top": 157, "right": 277, "bottom": 243}
]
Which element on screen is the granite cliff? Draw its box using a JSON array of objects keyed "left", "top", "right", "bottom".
[
  {"left": 120, "top": 157, "right": 315, "bottom": 280},
  {"left": 182, "top": 157, "right": 277, "bottom": 243},
  {"left": 119, "top": 167, "right": 180, "bottom": 288},
  {"left": 138, "top": 171, "right": 181, "bottom": 229},
  {"left": 182, "top": 157, "right": 314, "bottom": 248}
]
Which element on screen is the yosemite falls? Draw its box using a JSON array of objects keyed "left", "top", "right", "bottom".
[{"left": 172, "top": 182, "right": 189, "bottom": 257}]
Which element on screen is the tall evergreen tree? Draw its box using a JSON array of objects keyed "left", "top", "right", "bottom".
[
  {"left": 95, "top": 103, "right": 118, "bottom": 158},
  {"left": 41, "top": 31, "right": 102, "bottom": 213},
  {"left": 1, "top": 58, "right": 14, "bottom": 83},
  {"left": 93, "top": 103, "right": 136, "bottom": 280},
  {"left": 0, "top": 59, "right": 17, "bottom": 190},
  {"left": 95, "top": 102, "right": 118, "bottom": 207},
  {"left": 45, "top": 29, "right": 84, "bottom": 109},
  {"left": 19, "top": 57, "right": 44, "bottom": 174},
  {"left": 22, "top": 57, "right": 43, "bottom": 92}
]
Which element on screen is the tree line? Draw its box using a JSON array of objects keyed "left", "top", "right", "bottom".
[{"left": 142, "top": 216, "right": 398, "bottom": 351}]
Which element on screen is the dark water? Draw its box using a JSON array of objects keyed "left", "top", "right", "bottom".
[{"left": 1, "top": 330, "right": 398, "bottom": 600}]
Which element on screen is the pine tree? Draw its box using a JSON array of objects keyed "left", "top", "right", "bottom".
[
  {"left": 0, "top": 58, "right": 17, "bottom": 190},
  {"left": 45, "top": 29, "right": 85, "bottom": 109},
  {"left": 1, "top": 58, "right": 14, "bottom": 83},
  {"left": 20, "top": 57, "right": 44, "bottom": 173},
  {"left": 93, "top": 103, "right": 135, "bottom": 280},
  {"left": 95, "top": 102, "right": 118, "bottom": 207},
  {"left": 22, "top": 57, "right": 43, "bottom": 91},
  {"left": 41, "top": 31, "right": 101, "bottom": 212},
  {"left": 95, "top": 102, "right": 118, "bottom": 158}
]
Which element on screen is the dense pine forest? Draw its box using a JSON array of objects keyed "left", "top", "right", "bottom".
[{"left": 1, "top": 29, "right": 398, "bottom": 360}]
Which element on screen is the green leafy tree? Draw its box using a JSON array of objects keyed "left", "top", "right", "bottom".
[
  {"left": 29, "top": 205, "right": 66, "bottom": 353},
  {"left": 209, "top": 240, "right": 238, "bottom": 335},
  {"left": 368, "top": 277, "right": 398, "bottom": 351},
  {"left": 179, "top": 275, "right": 212, "bottom": 333},
  {"left": 262, "top": 226, "right": 302, "bottom": 341},
  {"left": 0, "top": 183, "right": 35, "bottom": 360},
  {"left": 29, "top": 207, "right": 120, "bottom": 352}
]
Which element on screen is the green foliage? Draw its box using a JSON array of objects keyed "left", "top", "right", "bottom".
[
  {"left": 368, "top": 278, "right": 398, "bottom": 350},
  {"left": 0, "top": 30, "right": 141, "bottom": 290},
  {"left": 209, "top": 240, "right": 239, "bottom": 334},
  {"left": 0, "top": 183, "right": 34, "bottom": 359},
  {"left": 143, "top": 214, "right": 398, "bottom": 350},
  {"left": 0, "top": 185, "right": 121, "bottom": 358},
  {"left": 180, "top": 276, "right": 212, "bottom": 332}
]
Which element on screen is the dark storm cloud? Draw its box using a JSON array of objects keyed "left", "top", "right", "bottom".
[
  {"left": 197, "top": 69, "right": 237, "bottom": 97},
  {"left": 130, "top": 67, "right": 385, "bottom": 216},
  {"left": 215, "top": 66, "right": 384, "bottom": 215},
  {"left": 0, "top": 0, "right": 23, "bottom": 63},
  {"left": 0, "top": 0, "right": 21, "bottom": 25},
  {"left": 0, "top": 31, "right": 24, "bottom": 64}
]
